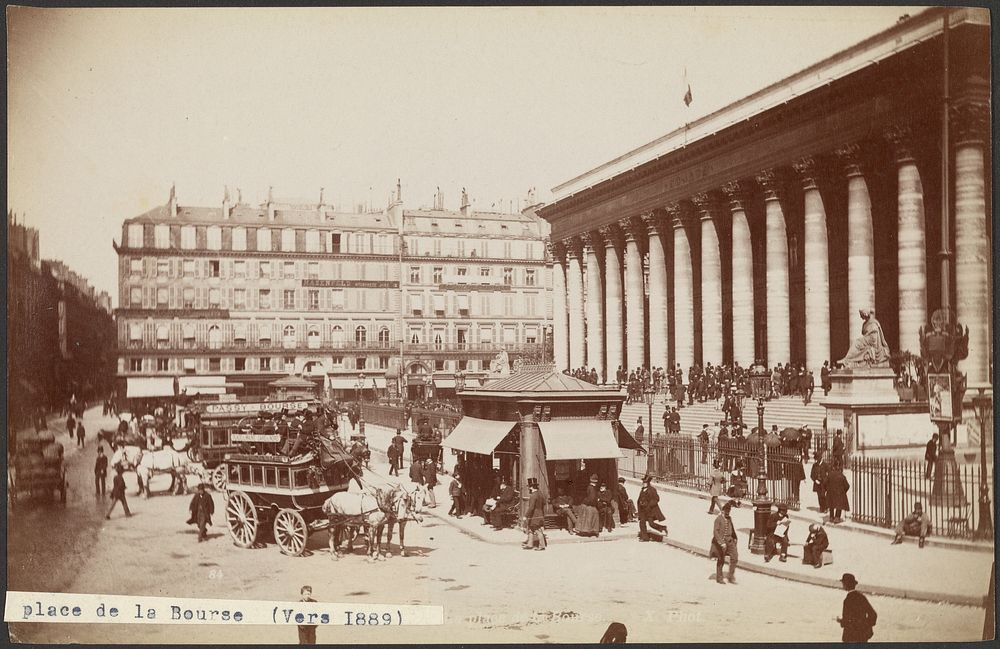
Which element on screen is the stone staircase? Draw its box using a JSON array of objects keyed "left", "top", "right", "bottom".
[{"left": 617, "top": 393, "right": 828, "bottom": 436}]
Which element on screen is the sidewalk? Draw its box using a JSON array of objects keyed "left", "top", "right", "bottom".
[{"left": 355, "top": 422, "right": 990, "bottom": 607}]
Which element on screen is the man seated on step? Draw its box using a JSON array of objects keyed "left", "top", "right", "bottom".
[
  {"left": 802, "top": 523, "right": 829, "bottom": 569},
  {"left": 892, "top": 501, "right": 932, "bottom": 548}
]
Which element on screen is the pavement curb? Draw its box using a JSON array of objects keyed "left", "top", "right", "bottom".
[{"left": 621, "top": 475, "right": 994, "bottom": 554}]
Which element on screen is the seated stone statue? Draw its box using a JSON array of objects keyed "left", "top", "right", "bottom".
[{"left": 838, "top": 308, "right": 891, "bottom": 368}]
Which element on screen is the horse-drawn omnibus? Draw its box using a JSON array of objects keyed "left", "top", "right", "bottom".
[
  {"left": 183, "top": 397, "right": 319, "bottom": 491},
  {"left": 223, "top": 416, "right": 359, "bottom": 556}
]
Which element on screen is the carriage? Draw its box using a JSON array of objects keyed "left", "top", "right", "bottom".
[
  {"left": 411, "top": 418, "right": 443, "bottom": 464},
  {"left": 223, "top": 420, "right": 357, "bottom": 556},
  {"left": 183, "top": 397, "right": 319, "bottom": 491},
  {"left": 9, "top": 430, "right": 67, "bottom": 508}
]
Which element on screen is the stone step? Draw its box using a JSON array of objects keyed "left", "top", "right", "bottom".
[{"left": 618, "top": 395, "right": 828, "bottom": 436}]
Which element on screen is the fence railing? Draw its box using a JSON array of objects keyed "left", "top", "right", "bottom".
[
  {"left": 851, "top": 456, "right": 993, "bottom": 539},
  {"left": 618, "top": 436, "right": 810, "bottom": 510},
  {"left": 361, "top": 404, "right": 463, "bottom": 436}
]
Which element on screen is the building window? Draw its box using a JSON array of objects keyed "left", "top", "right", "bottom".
[
  {"left": 308, "top": 327, "right": 320, "bottom": 349},
  {"left": 234, "top": 261, "right": 247, "bottom": 279},
  {"left": 156, "top": 324, "right": 170, "bottom": 346},
  {"left": 156, "top": 358, "right": 169, "bottom": 371},
  {"left": 183, "top": 358, "right": 196, "bottom": 374},
  {"left": 330, "top": 355, "right": 343, "bottom": 367},
  {"left": 209, "top": 288, "right": 220, "bottom": 307},
  {"left": 284, "top": 357, "right": 296, "bottom": 373},
  {"left": 433, "top": 332, "right": 444, "bottom": 350},
  {"left": 183, "top": 259, "right": 195, "bottom": 277},
  {"left": 209, "top": 357, "right": 221, "bottom": 372},
  {"left": 283, "top": 261, "right": 295, "bottom": 279},
  {"left": 355, "top": 326, "right": 367, "bottom": 344},
  {"left": 457, "top": 328, "right": 467, "bottom": 348},
  {"left": 258, "top": 323, "right": 272, "bottom": 347},
  {"left": 480, "top": 326, "right": 493, "bottom": 344},
  {"left": 525, "top": 327, "right": 538, "bottom": 344},
  {"left": 379, "top": 356, "right": 389, "bottom": 369},
  {"left": 181, "top": 225, "right": 196, "bottom": 249},
  {"left": 208, "top": 325, "right": 222, "bottom": 349},
  {"left": 331, "top": 325, "right": 344, "bottom": 343},
  {"left": 234, "top": 289, "right": 247, "bottom": 310},
  {"left": 128, "top": 323, "right": 143, "bottom": 344},
  {"left": 525, "top": 269, "right": 536, "bottom": 286},
  {"left": 283, "top": 325, "right": 296, "bottom": 348},
  {"left": 330, "top": 290, "right": 345, "bottom": 310},
  {"left": 432, "top": 267, "right": 443, "bottom": 284},
  {"left": 182, "top": 323, "right": 196, "bottom": 347},
  {"left": 525, "top": 293, "right": 537, "bottom": 317},
  {"left": 154, "top": 224, "right": 169, "bottom": 249},
  {"left": 232, "top": 227, "right": 247, "bottom": 251},
  {"left": 504, "top": 294, "right": 514, "bottom": 316},
  {"left": 378, "top": 327, "right": 391, "bottom": 347},
  {"left": 331, "top": 233, "right": 342, "bottom": 254},
  {"left": 129, "top": 358, "right": 143, "bottom": 372},
  {"left": 207, "top": 226, "right": 222, "bottom": 251},
  {"left": 256, "top": 228, "right": 271, "bottom": 251},
  {"left": 458, "top": 359, "right": 468, "bottom": 371},
  {"left": 480, "top": 267, "right": 490, "bottom": 278},
  {"left": 259, "top": 289, "right": 271, "bottom": 309},
  {"left": 130, "top": 287, "right": 143, "bottom": 306},
  {"left": 457, "top": 267, "right": 468, "bottom": 280},
  {"left": 181, "top": 287, "right": 194, "bottom": 308},
  {"left": 233, "top": 323, "right": 247, "bottom": 344},
  {"left": 355, "top": 357, "right": 367, "bottom": 370},
  {"left": 129, "top": 258, "right": 143, "bottom": 276},
  {"left": 435, "top": 359, "right": 445, "bottom": 371},
  {"left": 409, "top": 267, "right": 421, "bottom": 283},
  {"left": 128, "top": 224, "right": 144, "bottom": 248},
  {"left": 259, "top": 357, "right": 271, "bottom": 371},
  {"left": 259, "top": 260, "right": 271, "bottom": 278},
  {"left": 157, "top": 259, "right": 169, "bottom": 277},
  {"left": 307, "top": 262, "right": 320, "bottom": 280},
  {"left": 209, "top": 260, "right": 221, "bottom": 278},
  {"left": 308, "top": 290, "right": 320, "bottom": 311},
  {"left": 281, "top": 228, "right": 296, "bottom": 252},
  {"left": 305, "top": 229, "right": 320, "bottom": 253},
  {"left": 235, "top": 357, "right": 246, "bottom": 371},
  {"left": 283, "top": 290, "right": 295, "bottom": 309},
  {"left": 503, "top": 267, "right": 513, "bottom": 285},
  {"left": 409, "top": 329, "right": 421, "bottom": 344},
  {"left": 156, "top": 287, "right": 168, "bottom": 307}
]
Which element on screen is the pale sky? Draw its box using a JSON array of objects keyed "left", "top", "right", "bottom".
[{"left": 7, "top": 6, "right": 922, "bottom": 303}]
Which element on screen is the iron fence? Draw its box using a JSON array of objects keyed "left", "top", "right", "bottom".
[
  {"left": 850, "top": 456, "right": 993, "bottom": 539},
  {"left": 360, "top": 403, "right": 462, "bottom": 436},
  {"left": 618, "top": 436, "right": 810, "bottom": 509}
]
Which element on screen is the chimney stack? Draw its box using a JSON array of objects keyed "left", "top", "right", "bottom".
[
  {"left": 460, "top": 187, "right": 471, "bottom": 217},
  {"left": 222, "top": 185, "right": 231, "bottom": 219},
  {"left": 169, "top": 183, "right": 178, "bottom": 218},
  {"left": 267, "top": 186, "right": 276, "bottom": 221},
  {"left": 318, "top": 187, "right": 326, "bottom": 222}
]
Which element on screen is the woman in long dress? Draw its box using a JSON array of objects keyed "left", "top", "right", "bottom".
[{"left": 839, "top": 309, "right": 890, "bottom": 367}]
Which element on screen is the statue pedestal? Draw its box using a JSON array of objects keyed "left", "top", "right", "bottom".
[{"left": 826, "top": 367, "right": 899, "bottom": 405}]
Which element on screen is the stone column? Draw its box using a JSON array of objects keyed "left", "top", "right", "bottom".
[
  {"left": 792, "top": 157, "right": 831, "bottom": 375},
  {"left": 643, "top": 214, "right": 669, "bottom": 372},
  {"left": 953, "top": 97, "right": 991, "bottom": 386},
  {"left": 600, "top": 224, "right": 625, "bottom": 380},
  {"left": 548, "top": 241, "right": 570, "bottom": 371},
  {"left": 757, "top": 169, "right": 790, "bottom": 367},
  {"left": 722, "top": 180, "right": 755, "bottom": 366},
  {"left": 693, "top": 193, "right": 723, "bottom": 366},
  {"left": 883, "top": 125, "right": 927, "bottom": 357},
  {"left": 583, "top": 231, "right": 605, "bottom": 380},
  {"left": 837, "top": 144, "right": 876, "bottom": 330},
  {"left": 565, "top": 238, "right": 586, "bottom": 370},
  {"left": 668, "top": 203, "right": 695, "bottom": 371},
  {"left": 623, "top": 218, "right": 647, "bottom": 370}
]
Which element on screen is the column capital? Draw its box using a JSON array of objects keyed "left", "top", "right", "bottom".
[
  {"left": 640, "top": 211, "right": 670, "bottom": 238},
  {"left": 755, "top": 168, "right": 786, "bottom": 202},
  {"left": 598, "top": 223, "right": 624, "bottom": 249},
  {"left": 835, "top": 142, "right": 867, "bottom": 178},
  {"left": 952, "top": 99, "right": 989, "bottom": 146},
  {"left": 620, "top": 216, "right": 646, "bottom": 242},
  {"left": 545, "top": 239, "right": 567, "bottom": 262},
  {"left": 563, "top": 236, "right": 584, "bottom": 259},
  {"left": 791, "top": 156, "right": 825, "bottom": 190},
  {"left": 665, "top": 202, "right": 694, "bottom": 229},
  {"left": 882, "top": 124, "right": 918, "bottom": 164},
  {"left": 691, "top": 191, "right": 722, "bottom": 221},
  {"left": 581, "top": 230, "right": 603, "bottom": 253},
  {"left": 721, "top": 179, "right": 750, "bottom": 211}
]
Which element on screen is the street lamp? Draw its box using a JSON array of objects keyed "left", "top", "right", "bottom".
[
  {"left": 355, "top": 371, "right": 365, "bottom": 404},
  {"left": 455, "top": 370, "right": 466, "bottom": 393},
  {"left": 644, "top": 388, "right": 655, "bottom": 441},
  {"left": 748, "top": 360, "right": 772, "bottom": 555},
  {"left": 972, "top": 387, "right": 993, "bottom": 540}
]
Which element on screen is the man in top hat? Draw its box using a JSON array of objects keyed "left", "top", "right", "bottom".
[
  {"left": 892, "top": 501, "right": 931, "bottom": 547},
  {"left": 837, "top": 573, "right": 877, "bottom": 642},
  {"left": 187, "top": 482, "right": 215, "bottom": 542},
  {"left": 522, "top": 477, "right": 547, "bottom": 551},
  {"left": 490, "top": 477, "right": 517, "bottom": 530},
  {"left": 712, "top": 501, "right": 738, "bottom": 584},
  {"left": 596, "top": 482, "right": 615, "bottom": 532},
  {"left": 764, "top": 503, "right": 791, "bottom": 562},
  {"left": 636, "top": 475, "right": 667, "bottom": 542},
  {"left": 803, "top": 522, "right": 830, "bottom": 569},
  {"left": 634, "top": 417, "right": 644, "bottom": 444},
  {"left": 614, "top": 477, "right": 634, "bottom": 525}
]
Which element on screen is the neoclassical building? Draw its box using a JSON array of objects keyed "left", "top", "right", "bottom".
[
  {"left": 539, "top": 8, "right": 991, "bottom": 396},
  {"left": 114, "top": 184, "right": 551, "bottom": 399}
]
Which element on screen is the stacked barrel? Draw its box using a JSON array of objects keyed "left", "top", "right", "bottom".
[{"left": 12, "top": 428, "right": 65, "bottom": 504}]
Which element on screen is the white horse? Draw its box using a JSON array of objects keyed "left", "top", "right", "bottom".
[
  {"left": 135, "top": 446, "right": 205, "bottom": 498},
  {"left": 110, "top": 445, "right": 147, "bottom": 494},
  {"left": 385, "top": 486, "right": 425, "bottom": 557},
  {"left": 322, "top": 486, "right": 418, "bottom": 561}
]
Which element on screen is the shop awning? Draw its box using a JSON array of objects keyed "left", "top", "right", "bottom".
[
  {"left": 126, "top": 377, "right": 176, "bottom": 398},
  {"left": 177, "top": 375, "right": 228, "bottom": 395},
  {"left": 329, "top": 376, "right": 361, "bottom": 389},
  {"left": 539, "top": 419, "right": 623, "bottom": 460},
  {"left": 613, "top": 420, "right": 647, "bottom": 454},
  {"left": 369, "top": 377, "right": 387, "bottom": 389},
  {"left": 433, "top": 377, "right": 456, "bottom": 389},
  {"left": 442, "top": 416, "right": 516, "bottom": 455}
]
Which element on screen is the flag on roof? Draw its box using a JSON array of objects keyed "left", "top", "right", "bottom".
[{"left": 683, "top": 84, "right": 693, "bottom": 107}]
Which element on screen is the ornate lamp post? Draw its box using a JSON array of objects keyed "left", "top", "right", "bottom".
[
  {"left": 644, "top": 387, "right": 655, "bottom": 440},
  {"left": 355, "top": 371, "right": 365, "bottom": 404},
  {"left": 748, "top": 361, "right": 772, "bottom": 555},
  {"left": 972, "top": 387, "right": 993, "bottom": 539},
  {"left": 455, "top": 370, "right": 466, "bottom": 393}
]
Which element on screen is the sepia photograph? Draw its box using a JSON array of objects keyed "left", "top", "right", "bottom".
[{"left": 5, "top": 5, "right": 995, "bottom": 644}]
